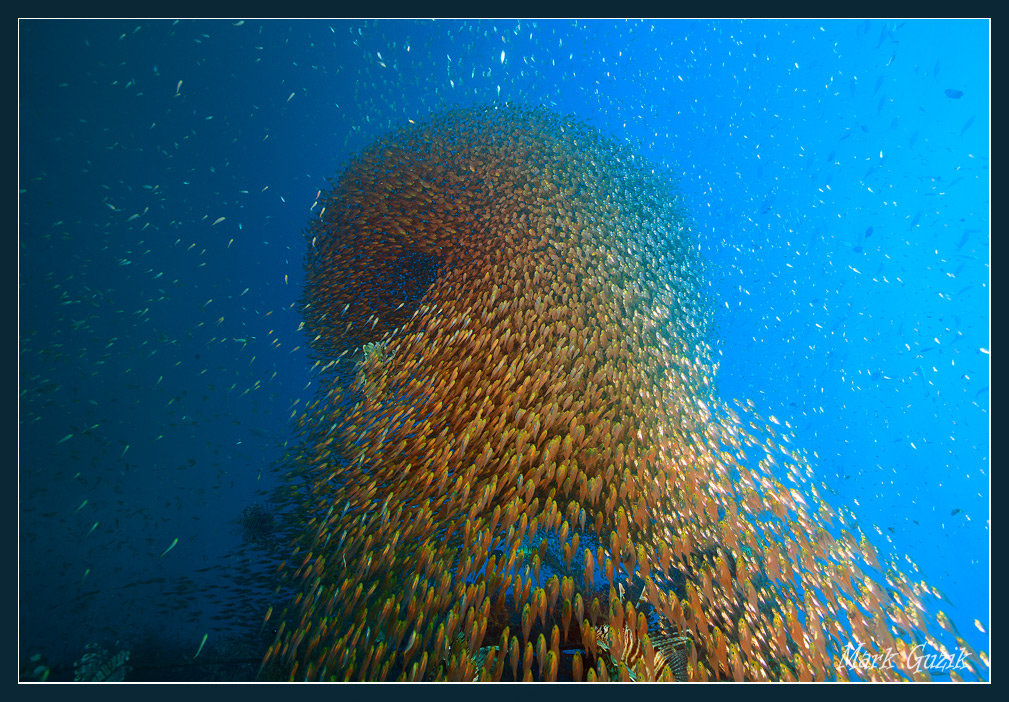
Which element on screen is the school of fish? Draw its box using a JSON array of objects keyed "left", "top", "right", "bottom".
[{"left": 260, "top": 104, "right": 985, "bottom": 682}]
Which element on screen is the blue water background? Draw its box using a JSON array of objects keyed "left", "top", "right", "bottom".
[{"left": 19, "top": 18, "right": 989, "bottom": 678}]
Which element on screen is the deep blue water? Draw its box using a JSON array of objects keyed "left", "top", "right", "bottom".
[{"left": 19, "top": 19, "right": 989, "bottom": 681}]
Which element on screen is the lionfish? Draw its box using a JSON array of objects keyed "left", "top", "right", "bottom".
[
  {"left": 73, "top": 643, "right": 131, "bottom": 682},
  {"left": 594, "top": 623, "right": 691, "bottom": 682}
]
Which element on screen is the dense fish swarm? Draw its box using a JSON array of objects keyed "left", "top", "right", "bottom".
[{"left": 263, "top": 105, "right": 981, "bottom": 682}]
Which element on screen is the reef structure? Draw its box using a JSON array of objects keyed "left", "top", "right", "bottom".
[{"left": 264, "top": 105, "right": 981, "bottom": 682}]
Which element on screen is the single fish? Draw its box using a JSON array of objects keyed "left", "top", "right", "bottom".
[
  {"left": 193, "top": 633, "right": 209, "bottom": 660},
  {"left": 160, "top": 537, "right": 179, "bottom": 558}
]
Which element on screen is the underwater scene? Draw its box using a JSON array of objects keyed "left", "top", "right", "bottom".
[{"left": 18, "top": 19, "right": 989, "bottom": 683}]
